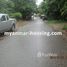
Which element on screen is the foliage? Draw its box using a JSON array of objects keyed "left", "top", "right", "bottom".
[
  {"left": 63, "top": 25, "right": 67, "bottom": 30},
  {"left": 0, "top": 0, "right": 14, "bottom": 13},
  {"left": 38, "top": 0, "right": 67, "bottom": 20},
  {"left": 10, "top": 0, "right": 36, "bottom": 19},
  {"left": 0, "top": 0, "right": 36, "bottom": 20},
  {"left": 10, "top": 12, "right": 22, "bottom": 20}
]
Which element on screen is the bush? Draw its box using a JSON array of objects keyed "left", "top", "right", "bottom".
[
  {"left": 63, "top": 25, "right": 67, "bottom": 30},
  {"left": 10, "top": 12, "right": 22, "bottom": 20}
]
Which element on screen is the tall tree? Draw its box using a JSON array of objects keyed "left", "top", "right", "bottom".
[
  {"left": 39, "top": 0, "right": 67, "bottom": 20},
  {"left": 11, "top": 0, "right": 36, "bottom": 19}
]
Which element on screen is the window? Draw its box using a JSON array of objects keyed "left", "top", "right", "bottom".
[{"left": 1, "top": 15, "right": 6, "bottom": 21}]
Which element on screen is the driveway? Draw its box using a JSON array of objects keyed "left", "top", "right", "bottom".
[{"left": 0, "top": 17, "right": 67, "bottom": 67}]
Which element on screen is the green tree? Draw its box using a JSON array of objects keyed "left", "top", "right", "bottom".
[
  {"left": 39, "top": 0, "right": 67, "bottom": 20},
  {"left": 11, "top": 0, "right": 36, "bottom": 19},
  {"left": 0, "top": 0, "right": 37, "bottom": 20},
  {"left": 0, "top": 0, "right": 14, "bottom": 13}
]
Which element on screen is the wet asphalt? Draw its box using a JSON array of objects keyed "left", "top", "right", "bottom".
[{"left": 0, "top": 17, "right": 67, "bottom": 67}]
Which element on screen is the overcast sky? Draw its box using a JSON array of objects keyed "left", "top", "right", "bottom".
[{"left": 36, "top": 0, "right": 43, "bottom": 6}]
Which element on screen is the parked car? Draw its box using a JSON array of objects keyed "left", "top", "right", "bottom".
[
  {"left": 40, "top": 14, "right": 47, "bottom": 20},
  {"left": 0, "top": 13, "right": 16, "bottom": 34}
]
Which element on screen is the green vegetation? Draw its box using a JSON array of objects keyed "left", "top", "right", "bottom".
[
  {"left": 0, "top": 0, "right": 67, "bottom": 21},
  {"left": 38, "top": 0, "right": 67, "bottom": 21},
  {"left": 0, "top": 0, "right": 36, "bottom": 20},
  {"left": 48, "top": 20, "right": 66, "bottom": 24},
  {"left": 63, "top": 25, "right": 67, "bottom": 30},
  {"left": 10, "top": 12, "right": 22, "bottom": 20},
  {"left": 47, "top": 20, "right": 67, "bottom": 32}
]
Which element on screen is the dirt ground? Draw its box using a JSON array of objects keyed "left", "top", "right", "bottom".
[
  {"left": 16, "top": 20, "right": 29, "bottom": 28},
  {"left": 48, "top": 23, "right": 67, "bottom": 41}
]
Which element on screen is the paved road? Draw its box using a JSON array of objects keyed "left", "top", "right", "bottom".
[{"left": 0, "top": 17, "right": 67, "bottom": 67}]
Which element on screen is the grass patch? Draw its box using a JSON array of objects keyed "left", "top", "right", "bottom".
[
  {"left": 47, "top": 20, "right": 66, "bottom": 24},
  {"left": 63, "top": 25, "right": 67, "bottom": 30},
  {"left": 47, "top": 20, "right": 67, "bottom": 40},
  {"left": 47, "top": 20, "right": 67, "bottom": 31}
]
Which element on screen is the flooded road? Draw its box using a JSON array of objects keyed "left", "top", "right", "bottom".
[{"left": 0, "top": 17, "right": 67, "bottom": 67}]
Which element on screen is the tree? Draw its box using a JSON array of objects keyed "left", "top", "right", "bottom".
[
  {"left": 0, "top": 0, "right": 37, "bottom": 20},
  {"left": 39, "top": 0, "right": 67, "bottom": 20},
  {"left": 0, "top": 0, "right": 14, "bottom": 13},
  {"left": 11, "top": 0, "right": 37, "bottom": 19}
]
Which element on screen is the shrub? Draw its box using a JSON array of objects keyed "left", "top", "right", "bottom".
[{"left": 10, "top": 12, "right": 22, "bottom": 20}]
